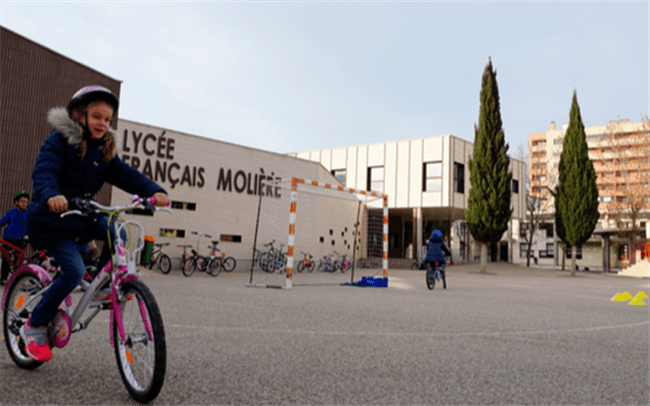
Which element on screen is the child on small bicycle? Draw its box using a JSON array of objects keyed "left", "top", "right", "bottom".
[
  {"left": 424, "top": 229, "right": 451, "bottom": 281},
  {"left": 23, "top": 85, "right": 169, "bottom": 362},
  {"left": 0, "top": 191, "right": 30, "bottom": 285}
]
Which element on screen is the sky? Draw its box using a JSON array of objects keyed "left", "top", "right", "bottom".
[{"left": 1, "top": 1, "right": 648, "bottom": 158}]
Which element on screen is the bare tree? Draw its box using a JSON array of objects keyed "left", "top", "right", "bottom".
[{"left": 522, "top": 195, "right": 544, "bottom": 266}]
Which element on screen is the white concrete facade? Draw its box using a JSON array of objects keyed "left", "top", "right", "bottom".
[{"left": 290, "top": 135, "right": 528, "bottom": 262}]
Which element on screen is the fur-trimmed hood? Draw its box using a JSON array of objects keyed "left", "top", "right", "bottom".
[{"left": 47, "top": 107, "right": 117, "bottom": 161}]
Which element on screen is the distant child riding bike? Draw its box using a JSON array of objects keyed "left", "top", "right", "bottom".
[{"left": 425, "top": 229, "right": 452, "bottom": 290}]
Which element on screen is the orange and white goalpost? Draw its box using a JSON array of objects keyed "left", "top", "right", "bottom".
[{"left": 248, "top": 177, "right": 388, "bottom": 289}]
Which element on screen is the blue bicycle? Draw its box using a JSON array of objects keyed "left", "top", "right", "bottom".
[{"left": 426, "top": 257, "right": 452, "bottom": 290}]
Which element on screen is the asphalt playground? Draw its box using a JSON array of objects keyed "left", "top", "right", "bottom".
[{"left": 1, "top": 262, "right": 649, "bottom": 405}]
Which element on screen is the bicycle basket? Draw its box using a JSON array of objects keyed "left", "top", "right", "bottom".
[{"left": 114, "top": 220, "right": 145, "bottom": 274}]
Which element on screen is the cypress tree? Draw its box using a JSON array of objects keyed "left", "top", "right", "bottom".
[
  {"left": 554, "top": 90, "right": 600, "bottom": 276},
  {"left": 465, "top": 58, "right": 513, "bottom": 272}
]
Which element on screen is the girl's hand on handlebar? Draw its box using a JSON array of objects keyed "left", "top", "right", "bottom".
[
  {"left": 152, "top": 192, "right": 169, "bottom": 207},
  {"left": 47, "top": 195, "right": 68, "bottom": 213}
]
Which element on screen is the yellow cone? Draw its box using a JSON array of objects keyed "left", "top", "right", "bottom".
[
  {"left": 611, "top": 293, "right": 629, "bottom": 302},
  {"left": 622, "top": 291, "right": 633, "bottom": 301},
  {"left": 628, "top": 297, "right": 647, "bottom": 306},
  {"left": 635, "top": 291, "right": 649, "bottom": 299}
]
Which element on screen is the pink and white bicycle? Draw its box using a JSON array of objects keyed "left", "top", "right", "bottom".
[{"left": 2, "top": 196, "right": 170, "bottom": 403}]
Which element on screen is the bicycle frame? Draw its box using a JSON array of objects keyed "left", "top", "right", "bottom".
[
  {"left": 0, "top": 239, "right": 28, "bottom": 271},
  {"left": 2, "top": 205, "right": 150, "bottom": 349}
]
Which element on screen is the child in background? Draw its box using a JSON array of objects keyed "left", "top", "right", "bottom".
[
  {"left": 0, "top": 191, "right": 30, "bottom": 285},
  {"left": 424, "top": 229, "right": 452, "bottom": 283}
]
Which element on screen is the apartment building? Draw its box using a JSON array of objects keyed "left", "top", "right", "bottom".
[{"left": 528, "top": 119, "right": 650, "bottom": 268}]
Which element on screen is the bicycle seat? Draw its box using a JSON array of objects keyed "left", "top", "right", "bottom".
[
  {"left": 155, "top": 242, "right": 170, "bottom": 247},
  {"left": 211, "top": 240, "right": 219, "bottom": 245}
]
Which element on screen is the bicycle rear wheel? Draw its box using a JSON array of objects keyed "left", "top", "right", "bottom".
[
  {"left": 426, "top": 268, "right": 435, "bottom": 290},
  {"left": 222, "top": 257, "right": 236, "bottom": 272},
  {"left": 258, "top": 252, "right": 274, "bottom": 273},
  {"left": 2, "top": 270, "right": 45, "bottom": 370},
  {"left": 441, "top": 268, "right": 447, "bottom": 289},
  {"left": 159, "top": 254, "right": 172, "bottom": 275},
  {"left": 113, "top": 280, "right": 166, "bottom": 404}
]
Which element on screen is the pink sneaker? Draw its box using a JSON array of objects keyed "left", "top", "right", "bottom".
[{"left": 20, "top": 320, "right": 53, "bottom": 362}]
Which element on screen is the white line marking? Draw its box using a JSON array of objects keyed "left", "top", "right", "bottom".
[{"left": 163, "top": 321, "right": 650, "bottom": 338}]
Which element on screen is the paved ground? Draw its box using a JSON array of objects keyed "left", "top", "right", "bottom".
[{"left": 1, "top": 262, "right": 649, "bottom": 405}]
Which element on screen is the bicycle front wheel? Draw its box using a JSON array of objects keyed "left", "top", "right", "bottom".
[
  {"left": 208, "top": 258, "right": 223, "bottom": 277},
  {"left": 181, "top": 257, "right": 195, "bottom": 277},
  {"left": 3, "top": 270, "right": 45, "bottom": 370},
  {"left": 222, "top": 257, "right": 236, "bottom": 272},
  {"left": 113, "top": 280, "right": 166, "bottom": 404},
  {"left": 296, "top": 261, "right": 305, "bottom": 273},
  {"left": 159, "top": 254, "right": 172, "bottom": 274}
]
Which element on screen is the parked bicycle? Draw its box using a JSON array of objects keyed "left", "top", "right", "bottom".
[
  {"left": 296, "top": 251, "right": 315, "bottom": 273},
  {"left": 2, "top": 196, "right": 170, "bottom": 403},
  {"left": 317, "top": 253, "right": 336, "bottom": 273},
  {"left": 205, "top": 241, "right": 236, "bottom": 277},
  {"left": 411, "top": 257, "right": 425, "bottom": 270},
  {"left": 181, "top": 231, "right": 212, "bottom": 277},
  {"left": 148, "top": 242, "right": 171, "bottom": 274},
  {"left": 177, "top": 244, "right": 193, "bottom": 273},
  {"left": 333, "top": 251, "right": 352, "bottom": 273},
  {"left": 258, "top": 240, "right": 287, "bottom": 273}
]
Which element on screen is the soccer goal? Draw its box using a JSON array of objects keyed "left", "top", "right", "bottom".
[{"left": 247, "top": 177, "right": 387, "bottom": 289}]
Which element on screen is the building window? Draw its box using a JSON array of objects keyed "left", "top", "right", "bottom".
[
  {"left": 160, "top": 229, "right": 186, "bottom": 238},
  {"left": 566, "top": 246, "right": 582, "bottom": 259},
  {"left": 171, "top": 201, "right": 197, "bottom": 211},
  {"left": 423, "top": 162, "right": 442, "bottom": 192},
  {"left": 520, "top": 243, "right": 529, "bottom": 258},
  {"left": 546, "top": 243, "right": 555, "bottom": 258},
  {"left": 367, "top": 166, "right": 384, "bottom": 192},
  {"left": 332, "top": 169, "right": 346, "bottom": 185},
  {"left": 512, "top": 179, "right": 519, "bottom": 194},
  {"left": 220, "top": 234, "right": 242, "bottom": 243},
  {"left": 520, "top": 223, "right": 528, "bottom": 238},
  {"left": 128, "top": 208, "right": 154, "bottom": 216},
  {"left": 454, "top": 163, "right": 464, "bottom": 194},
  {"left": 540, "top": 223, "right": 554, "bottom": 238}
]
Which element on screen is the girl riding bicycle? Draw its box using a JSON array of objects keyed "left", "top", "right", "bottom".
[{"left": 24, "top": 85, "right": 168, "bottom": 362}]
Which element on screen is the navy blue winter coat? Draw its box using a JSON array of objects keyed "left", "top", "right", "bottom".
[
  {"left": 27, "top": 107, "right": 166, "bottom": 249},
  {"left": 424, "top": 232, "right": 451, "bottom": 264}
]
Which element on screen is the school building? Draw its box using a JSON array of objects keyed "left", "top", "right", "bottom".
[
  {"left": 289, "top": 140, "right": 527, "bottom": 266},
  {"left": 1, "top": 25, "right": 529, "bottom": 270}
]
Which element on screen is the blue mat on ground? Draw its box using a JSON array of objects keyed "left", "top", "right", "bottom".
[{"left": 342, "top": 277, "right": 388, "bottom": 288}]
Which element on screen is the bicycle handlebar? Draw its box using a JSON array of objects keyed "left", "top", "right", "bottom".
[
  {"left": 62, "top": 195, "right": 171, "bottom": 218},
  {"left": 191, "top": 231, "right": 212, "bottom": 238}
]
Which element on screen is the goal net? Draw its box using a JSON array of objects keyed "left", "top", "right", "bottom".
[{"left": 248, "top": 177, "right": 387, "bottom": 289}]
